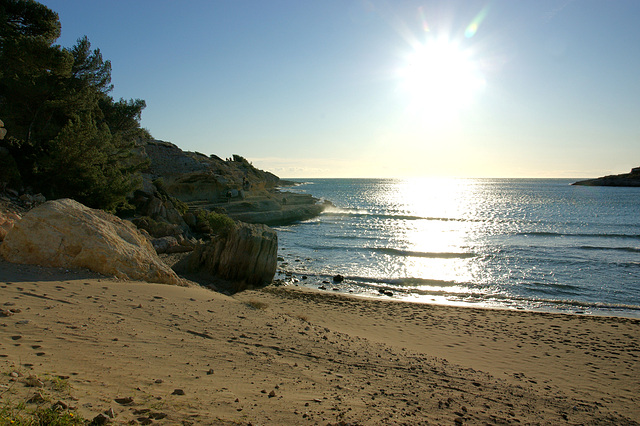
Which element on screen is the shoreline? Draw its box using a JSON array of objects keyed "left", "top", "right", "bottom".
[
  {"left": 273, "top": 269, "right": 640, "bottom": 320},
  {"left": 0, "top": 260, "right": 638, "bottom": 424}
]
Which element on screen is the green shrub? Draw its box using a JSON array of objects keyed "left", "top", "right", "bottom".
[{"left": 198, "top": 210, "right": 236, "bottom": 235}]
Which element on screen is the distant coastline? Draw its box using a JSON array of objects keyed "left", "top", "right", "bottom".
[{"left": 573, "top": 167, "right": 640, "bottom": 187}]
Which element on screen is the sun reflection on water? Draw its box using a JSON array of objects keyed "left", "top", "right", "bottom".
[{"left": 369, "top": 178, "right": 492, "bottom": 290}]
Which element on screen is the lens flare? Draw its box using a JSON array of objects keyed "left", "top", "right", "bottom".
[{"left": 465, "top": 7, "right": 489, "bottom": 38}]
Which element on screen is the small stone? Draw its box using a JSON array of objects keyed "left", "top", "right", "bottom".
[
  {"left": 148, "top": 412, "right": 167, "bottom": 420},
  {"left": 171, "top": 389, "right": 185, "bottom": 395},
  {"left": 154, "top": 379, "right": 163, "bottom": 384},
  {"left": 268, "top": 390, "right": 276, "bottom": 398},
  {"left": 91, "top": 413, "right": 110, "bottom": 425},
  {"left": 206, "top": 368, "right": 214, "bottom": 375},
  {"left": 114, "top": 396, "right": 134, "bottom": 405},
  {"left": 104, "top": 407, "right": 116, "bottom": 418},
  {"left": 25, "top": 375, "right": 44, "bottom": 388},
  {"left": 332, "top": 274, "right": 344, "bottom": 283}
]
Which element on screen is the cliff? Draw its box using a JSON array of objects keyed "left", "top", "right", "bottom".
[
  {"left": 572, "top": 167, "right": 640, "bottom": 187},
  {"left": 138, "top": 140, "right": 326, "bottom": 226}
]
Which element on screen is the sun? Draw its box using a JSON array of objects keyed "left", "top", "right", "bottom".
[{"left": 399, "top": 38, "right": 485, "bottom": 121}]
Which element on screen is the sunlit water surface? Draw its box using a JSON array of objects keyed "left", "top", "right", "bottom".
[{"left": 274, "top": 179, "right": 640, "bottom": 318}]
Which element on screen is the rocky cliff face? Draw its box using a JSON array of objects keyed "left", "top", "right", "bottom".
[
  {"left": 140, "top": 140, "right": 280, "bottom": 202},
  {"left": 573, "top": 167, "right": 640, "bottom": 187}
]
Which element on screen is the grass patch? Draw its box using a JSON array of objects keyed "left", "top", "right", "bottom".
[{"left": 0, "top": 400, "right": 84, "bottom": 425}]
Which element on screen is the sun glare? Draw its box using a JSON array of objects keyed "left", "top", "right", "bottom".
[{"left": 399, "top": 39, "right": 485, "bottom": 121}]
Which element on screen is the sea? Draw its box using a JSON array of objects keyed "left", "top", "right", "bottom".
[{"left": 273, "top": 178, "right": 640, "bottom": 318}]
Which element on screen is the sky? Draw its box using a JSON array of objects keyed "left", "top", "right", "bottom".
[{"left": 39, "top": 0, "right": 640, "bottom": 178}]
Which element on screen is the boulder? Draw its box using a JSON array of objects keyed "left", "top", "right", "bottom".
[
  {"left": 0, "top": 199, "right": 182, "bottom": 285},
  {"left": 174, "top": 222, "right": 277, "bottom": 293}
]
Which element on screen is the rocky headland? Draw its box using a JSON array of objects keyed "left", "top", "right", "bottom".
[
  {"left": 1, "top": 138, "right": 326, "bottom": 293},
  {"left": 573, "top": 166, "right": 640, "bottom": 187}
]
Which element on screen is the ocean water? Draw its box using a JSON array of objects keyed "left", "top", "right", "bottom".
[{"left": 273, "top": 178, "right": 640, "bottom": 318}]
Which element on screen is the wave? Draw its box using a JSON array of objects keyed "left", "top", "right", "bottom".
[
  {"left": 322, "top": 209, "right": 480, "bottom": 223},
  {"left": 579, "top": 246, "right": 640, "bottom": 254},
  {"left": 515, "top": 231, "right": 640, "bottom": 240},
  {"left": 294, "top": 243, "right": 476, "bottom": 259},
  {"left": 372, "top": 247, "right": 477, "bottom": 259}
]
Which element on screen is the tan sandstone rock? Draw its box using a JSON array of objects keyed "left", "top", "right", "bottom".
[
  {"left": 0, "top": 211, "right": 21, "bottom": 242},
  {"left": 0, "top": 198, "right": 183, "bottom": 285},
  {"left": 175, "top": 222, "right": 277, "bottom": 293}
]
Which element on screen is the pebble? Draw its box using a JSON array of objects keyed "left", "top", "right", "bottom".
[{"left": 172, "top": 389, "right": 185, "bottom": 395}]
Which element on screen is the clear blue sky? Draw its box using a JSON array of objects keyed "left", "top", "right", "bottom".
[{"left": 40, "top": 0, "right": 639, "bottom": 178}]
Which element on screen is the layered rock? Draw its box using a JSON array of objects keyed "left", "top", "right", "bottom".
[
  {"left": 0, "top": 199, "right": 182, "bottom": 285},
  {"left": 174, "top": 222, "right": 277, "bottom": 293},
  {"left": 140, "top": 140, "right": 279, "bottom": 203}
]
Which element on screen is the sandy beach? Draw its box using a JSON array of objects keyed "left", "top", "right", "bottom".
[{"left": 0, "top": 260, "right": 638, "bottom": 425}]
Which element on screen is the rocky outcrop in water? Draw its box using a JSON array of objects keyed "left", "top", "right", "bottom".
[
  {"left": 0, "top": 199, "right": 183, "bottom": 285},
  {"left": 174, "top": 222, "right": 277, "bottom": 293},
  {"left": 573, "top": 167, "right": 640, "bottom": 187}
]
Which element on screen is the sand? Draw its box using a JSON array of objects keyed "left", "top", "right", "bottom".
[{"left": 0, "top": 260, "right": 638, "bottom": 425}]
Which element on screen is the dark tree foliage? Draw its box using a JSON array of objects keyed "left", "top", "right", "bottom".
[{"left": 0, "top": 0, "right": 149, "bottom": 210}]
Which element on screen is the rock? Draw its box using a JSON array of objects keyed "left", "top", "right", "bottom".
[
  {"left": 573, "top": 167, "right": 640, "bottom": 187},
  {"left": 333, "top": 274, "right": 344, "bottom": 283},
  {"left": 0, "top": 199, "right": 182, "bottom": 285},
  {"left": 174, "top": 222, "right": 277, "bottom": 293},
  {"left": 0, "top": 211, "right": 21, "bottom": 242},
  {"left": 114, "top": 397, "right": 134, "bottom": 405},
  {"left": 25, "top": 375, "right": 44, "bottom": 388},
  {"left": 171, "top": 388, "right": 185, "bottom": 395},
  {"left": 91, "top": 413, "right": 111, "bottom": 425},
  {"left": 151, "top": 236, "right": 179, "bottom": 254},
  {"left": 0, "top": 118, "right": 6, "bottom": 140}
]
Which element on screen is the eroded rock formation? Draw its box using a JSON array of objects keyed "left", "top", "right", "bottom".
[{"left": 174, "top": 222, "right": 277, "bottom": 293}]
